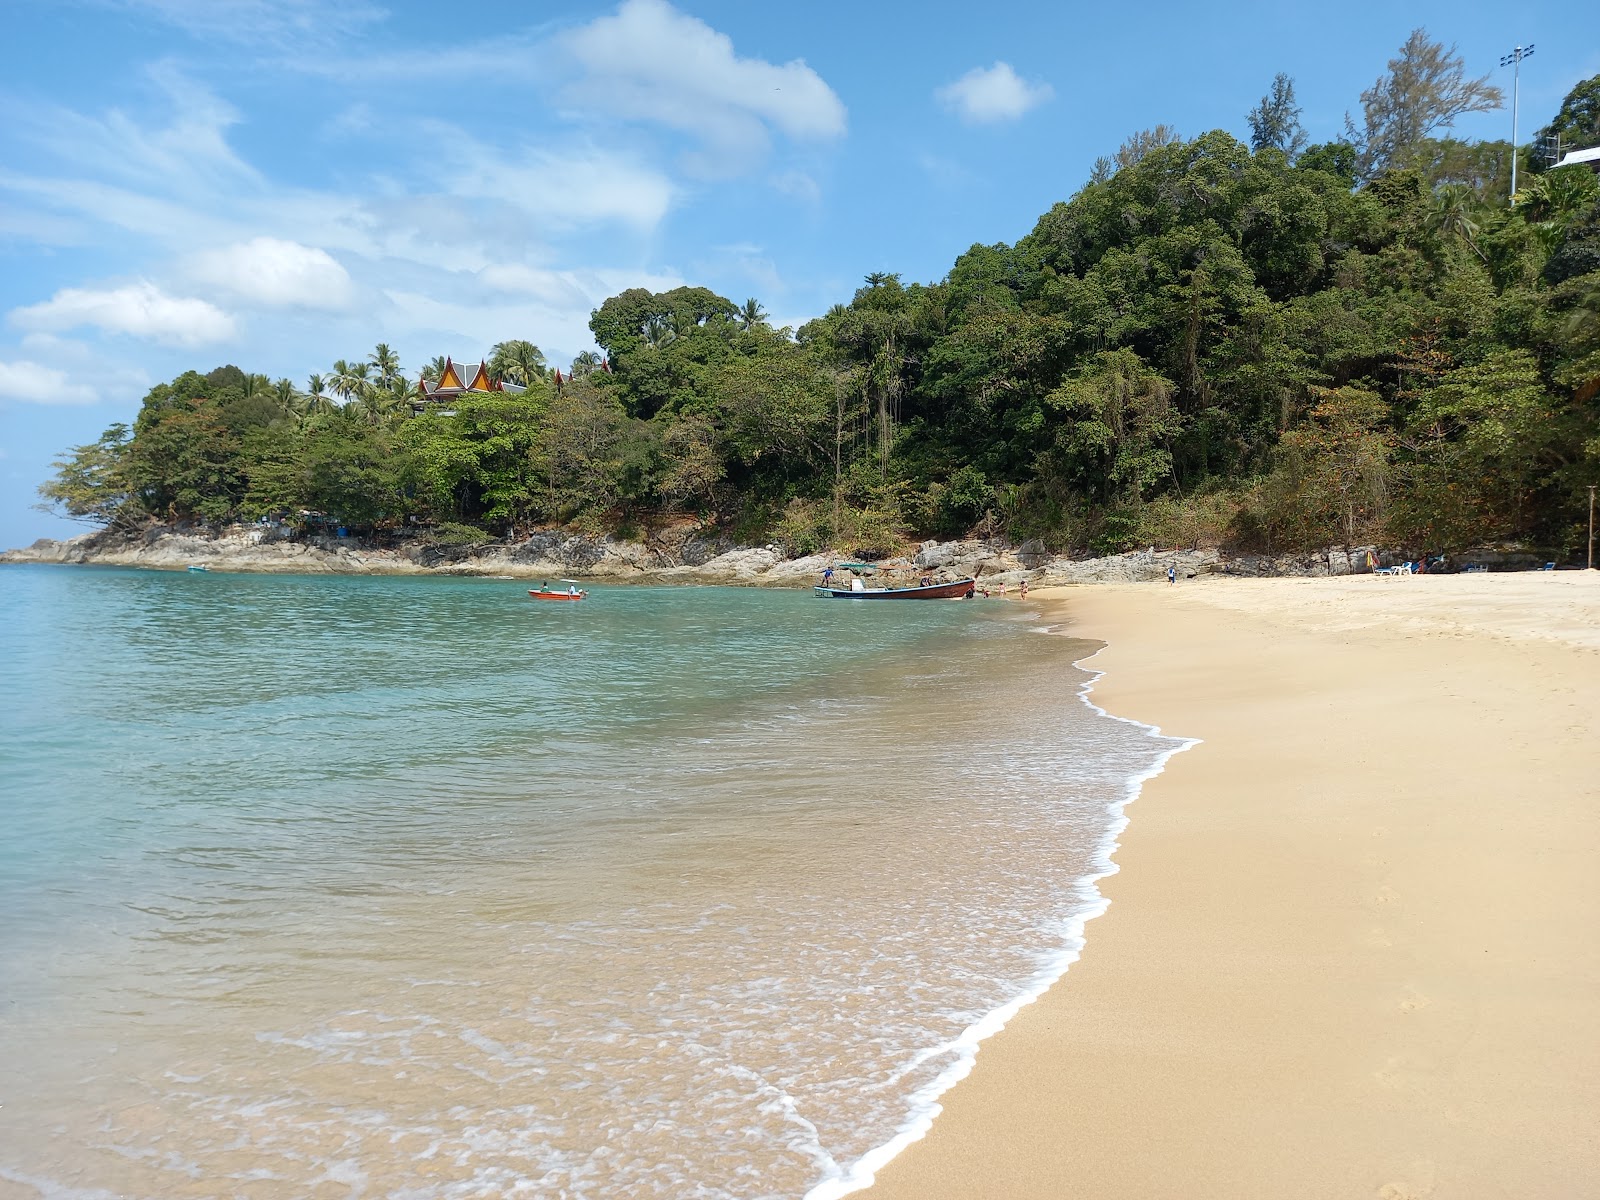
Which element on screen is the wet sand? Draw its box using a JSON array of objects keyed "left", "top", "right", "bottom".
[{"left": 868, "top": 572, "right": 1600, "bottom": 1199}]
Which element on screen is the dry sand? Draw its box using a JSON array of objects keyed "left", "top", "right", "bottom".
[{"left": 867, "top": 572, "right": 1600, "bottom": 1200}]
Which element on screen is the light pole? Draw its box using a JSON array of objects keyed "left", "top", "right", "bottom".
[{"left": 1501, "top": 44, "right": 1534, "bottom": 204}]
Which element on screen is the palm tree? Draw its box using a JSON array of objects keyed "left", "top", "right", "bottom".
[
  {"left": 1427, "top": 184, "right": 1486, "bottom": 260},
  {"left": 569, "top": 350, "right": 603, "bottom": 377},
  {"left": 330, "top": 360, "right": 372, "bottom": 403},
  {"left": 642, "top": 315, "right": 678, "bottom": 350},
  {"left": 368, "top": 343, "right": 402, "bottom": 388},
  {"left": 425, "top": 355, "right": 449, "bottom": 382},
  {"left": 488, "top": 339, "right": 546, "bottom": 386},
  {"left": 292, "top": 374, "right": 336, "bottom": 421},
  {"left": 356, "top": 385, "right": 404, "bottom": 426},
  {"left": 738, "top": 298, "right": 768, "bottom": 330},
  {"left": 272, "top": 377, "right": 298, "bottom": 413}
]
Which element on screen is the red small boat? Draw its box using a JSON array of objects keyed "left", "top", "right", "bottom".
[{"left": 528, "top": 586, "right": 587, "bottom": 601}]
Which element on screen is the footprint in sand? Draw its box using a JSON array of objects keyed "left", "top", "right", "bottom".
[
  {"left": 1378, "top": 1160, "right": 1438, "bottom": 1198},
  {"left": 1375, "top": 885, "right": 1400, "bottom": 905},
  {"left": 1398, "top": 988, "right": 1431, "bottom": 1013}
]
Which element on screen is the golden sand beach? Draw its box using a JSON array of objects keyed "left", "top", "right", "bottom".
[{"left": 869, "top": 572, "right": 1600, "bottom": 1199}]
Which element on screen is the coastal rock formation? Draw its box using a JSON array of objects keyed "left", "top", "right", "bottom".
[{"left": 0, "top": 524, "right": 1481, "bottom": 586}]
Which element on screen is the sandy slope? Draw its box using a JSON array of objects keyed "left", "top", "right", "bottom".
[{"left": 866, "top": 572, "right": 1600, "bottom": 1200}]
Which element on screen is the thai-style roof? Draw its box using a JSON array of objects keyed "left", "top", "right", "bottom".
[
  {"left": 436, "top": 358, "right": 466, "bottom": 391},
  {"left": 413, "top": 355, "right": 529, "bottom": 409}
]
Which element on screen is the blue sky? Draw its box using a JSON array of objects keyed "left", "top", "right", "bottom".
[{"left": 3, "top": 0, "right": 1598, "bottom": 548}]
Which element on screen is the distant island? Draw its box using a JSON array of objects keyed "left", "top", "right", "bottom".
[{"left": 34, "top": 36, "right": 1600, "bottom": 566}]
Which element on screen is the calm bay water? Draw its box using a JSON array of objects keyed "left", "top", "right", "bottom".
[{"left": 0, "top": 565, "right": 1177, "bottom": 1199}]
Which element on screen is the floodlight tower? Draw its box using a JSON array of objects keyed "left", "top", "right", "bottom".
[{"left": 1501, "top": 44, "right": 1534, "bottom": 204}]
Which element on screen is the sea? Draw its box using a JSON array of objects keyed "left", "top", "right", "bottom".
[{"left": 0, "top": 564, "right": 1186, "bottom": 1200}]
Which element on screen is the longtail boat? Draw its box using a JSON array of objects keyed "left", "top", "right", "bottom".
[
  {"left": 813, "top": 577, "right": 976, "bottom": 600},
  {"left": 528, "top": 586, "right": 587, "bottom": 601}
]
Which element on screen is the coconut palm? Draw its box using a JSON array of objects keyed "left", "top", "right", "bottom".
[
  {"left": 642, "top": 315, "right": 678, "bottom": 350},
  {"left": 348, "top": 373, "right": 414, "bottom": 426},
  {"left": 292, "top": 374, "right": 336, "bottom": 421},
  {"left": 488, "top": 339, "right": 546, "bottom": 386},
  {"left": 1426, "top": 184, "right": 1487, "bottom": 261},
  {"left": 738, "top": 297, "right": 768, "bottom": 330},
  {"left": 368, "top": 343, "right": 402, "bottom": 388},
  {"left": 569, "top": 350, "right": 603, "bottom": 377},
  {"left": 330, "top": 360, "right": 372, "bottom": 403},
  {"left": 329, "top": 360, "right": 352, "bottom": 398},
  {"left": 425, "top": 355, "right": 449, "bottom": 382}
]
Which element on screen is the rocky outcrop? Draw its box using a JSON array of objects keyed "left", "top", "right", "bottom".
[{"left": 1, "top": 525, "right": 1487, "bottom": 586}]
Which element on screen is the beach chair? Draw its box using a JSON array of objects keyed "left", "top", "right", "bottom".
[{"left": 1540, "top": 562, "right": 1556, "bottom": 571}]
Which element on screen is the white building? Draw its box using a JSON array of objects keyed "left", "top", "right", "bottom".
[{"left": 1552, "top": 146, "right": 1600, "bottom": 173}]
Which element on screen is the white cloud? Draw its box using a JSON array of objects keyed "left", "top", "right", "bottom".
[
  {"left": 936, "top": 62, "right": 1053, "bottom": 124},
  {"left": 187, "top": 237, "right": 355, "bottom": 310},
  {"left": 11, "top": 282, "right": 237, "bottom": 347},
  {"left": 559, "top": 0, "right": 846, "bottom": 172},
  {"left": 0, "top": 359, "right": 101, "bottom": 405}
]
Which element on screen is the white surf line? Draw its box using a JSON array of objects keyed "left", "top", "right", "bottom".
[{"left": 802, "top": 634, "right": 1200, "bottom": 1200}]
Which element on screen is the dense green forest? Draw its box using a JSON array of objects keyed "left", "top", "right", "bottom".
[{"left": 41, "top": 33, "right": 1600, "bottom": 558}]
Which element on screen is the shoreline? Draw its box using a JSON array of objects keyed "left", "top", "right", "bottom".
[
  {"left": 806, "top": 641, "right": 1197, "bottom": 1200},
  {"left": 865, "top": 573, "right": 1600, "bottom": 1199}
]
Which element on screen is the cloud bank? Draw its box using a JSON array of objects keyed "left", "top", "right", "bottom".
[{"left": 11, "top": 282, "right": 237, "bottom": 346}]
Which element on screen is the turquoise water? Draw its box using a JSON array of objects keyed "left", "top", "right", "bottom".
[{"left": 0, "top": 565, "right": 1177, "bottom": 1199}]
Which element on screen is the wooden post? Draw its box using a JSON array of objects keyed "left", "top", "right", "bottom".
[{"left": 1588, "top": 484, "right": 1596, "bottom": 570}]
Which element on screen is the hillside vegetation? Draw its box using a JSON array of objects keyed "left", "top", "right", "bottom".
[{"left": 41, "top": 37, "right": 1600, "bottom": 560}]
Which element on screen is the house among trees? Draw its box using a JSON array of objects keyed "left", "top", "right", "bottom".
[
  {"left": 412, "top": 357, "right": 526, "bottom": 412},
  {"left": 1553, "top": 146, "right": 1600, "bottom": 174}
]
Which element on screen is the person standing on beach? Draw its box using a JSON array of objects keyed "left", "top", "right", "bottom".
[
  {"left": 1167, "top": 564, "right": 1177, "bottom": 585},
  {"left": 1019, "top": 578, "right": 1028, "bottom": 598}
]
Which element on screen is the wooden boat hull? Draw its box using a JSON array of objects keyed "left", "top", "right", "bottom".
[
  {"left": 813, "top": 577, "right": 976, "bottom": 600},
  {"left": 528, "top": 590, "right": 587, "bottom": 601}
]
